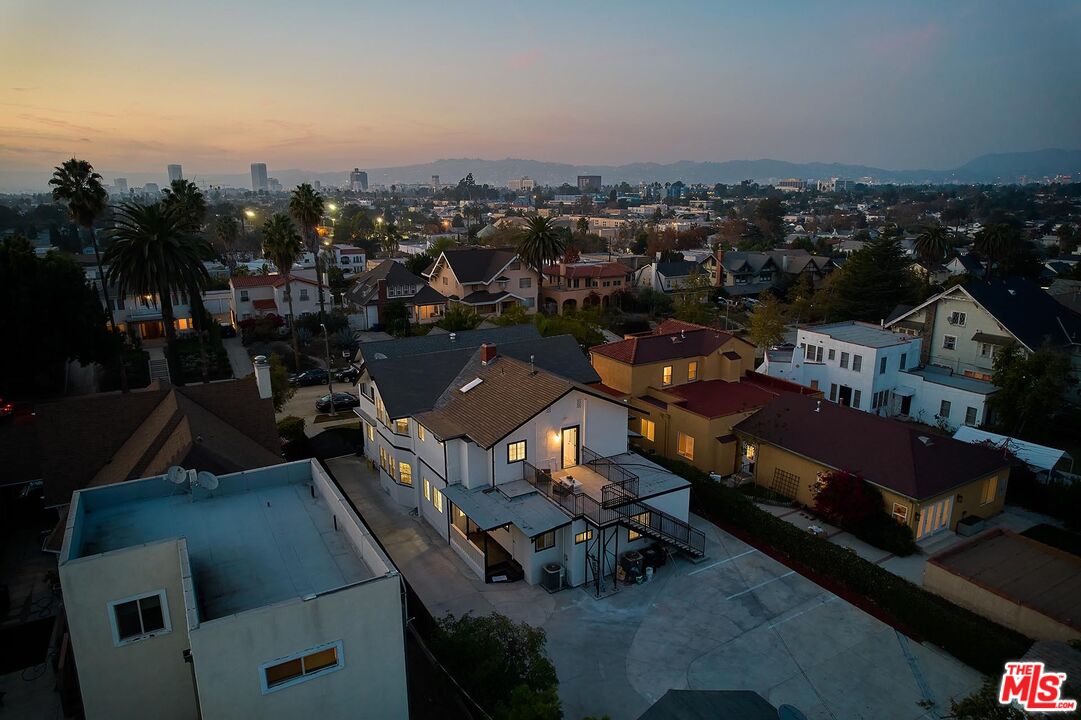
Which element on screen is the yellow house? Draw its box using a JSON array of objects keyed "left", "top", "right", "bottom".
[
  {"left": 424, "top": 247, "right": 540, "bottom": 316},
  {"left": 589, "top": 320, "right": 812, "bottom": 475},
  {"left": 732, "top": 393, "right": 1011, "bottom": 541}
]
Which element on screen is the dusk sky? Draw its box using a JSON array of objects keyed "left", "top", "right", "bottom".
[{"left": 2, "top": 0, "right": 1080, "bottom": 183}]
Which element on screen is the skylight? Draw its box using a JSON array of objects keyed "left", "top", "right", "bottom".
[{"left": 459, "top": 378, "right": 483, "bottom": 393}]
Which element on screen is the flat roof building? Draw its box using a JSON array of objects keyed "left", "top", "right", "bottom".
[{"left": 59, "top": 459, "right": 408, "bottom": 720}]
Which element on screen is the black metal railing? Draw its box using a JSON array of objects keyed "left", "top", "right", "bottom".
[
  {"left": 522, "top": 461, "right": 625, "bottom": 526},
  {"left": 580, "top": 446, "right": 639, "bottom": 506},
  {"left": 618, "top": 501, "right": 707, "bottom": 557}
]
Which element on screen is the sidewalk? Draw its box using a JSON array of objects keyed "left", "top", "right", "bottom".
[{"left": 223, "top": 337, "right": 252, "bottom": 378}]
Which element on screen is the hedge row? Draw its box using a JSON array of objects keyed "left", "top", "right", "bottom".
[{"left": 650, "top": 454, "right": 1033, "bottom": 676}]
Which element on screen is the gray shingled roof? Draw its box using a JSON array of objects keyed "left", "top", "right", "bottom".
[
  {"left": 440, "top": 247, "right": 517, "bottom": 283},
  {"left": 356, "top": 323, "right": 540, "bottom": 363}
]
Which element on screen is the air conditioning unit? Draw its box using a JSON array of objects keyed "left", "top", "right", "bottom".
[{"left": 541, "top": 563, "right": 564, "bottom": 592}]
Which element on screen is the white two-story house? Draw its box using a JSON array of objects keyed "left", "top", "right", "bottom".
[
  {"left": 424, "top": 247, "right": 539, "bottom": 317},
  {"left": 229, "top": 272, "right": 323, "bottom": 325},
  {"left": 760, "top": 321, "right": 998, "bottom": 431},
  {"left": 349, "top": 326, "right": 701, "bottom": 594}
]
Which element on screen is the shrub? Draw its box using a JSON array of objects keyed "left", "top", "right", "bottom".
[
  {"left": 813, "top": 470, "right": 917, "bottom": 556},
  {"left": 277, "top": 415, "right": 306, "bottom": 444},
  {"left": 644, "top": 452, "right": 1032, "bottom": 676},
  {"left": 268, "top": 353, "right": 294, "bottom": 412}
]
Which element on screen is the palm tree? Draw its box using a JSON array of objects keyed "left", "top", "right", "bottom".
[
  {"left": 163, "top": 180, "right": 214, "bottom": 382},
  {"left": 49, "top": 158, "right": 112, "bottom": 323},
  {"left": 214, "top": 216, "right": 241, "bottom": 269},
  {"left": 974, "top": 223, "right": 1019, "bottom": 279},
  {"left": 262, "top": 214, "right": 305, "bottom": 371},
  {"left": 104, "top": 202, "right": 210, "bottom": 385},
  {"left": 380, "top": 221, "right": 401, "bottom": 257},
  {"left": 915, "top": 225, "right": 952, "bottom": 284},
  {"left": 289, "top": 183, "right": 326, "bottom": 321},
  {"left": 517, "top": 214, "right": 566, "bottom": 281}
]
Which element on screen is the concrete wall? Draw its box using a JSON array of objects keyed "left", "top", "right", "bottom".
[
  {"left": 189, "top": 578, "right": 408, "bottom": 720},
  {"left": 60, "top": 539, "right": 198, "bottom": 720},
  {"left": 901, "top": 373, "right": 993, "bottom": 431},
  {"left": 590, "top": 338, "right": 754, "bottom": 397},
  {"left": 923, "top": 562, "right": 1080, "bottom": 643}
]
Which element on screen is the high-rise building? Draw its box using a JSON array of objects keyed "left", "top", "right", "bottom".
[
  {"left": 143, "top": 183, "right": 160, "bottom": 196},
  {"left": 114, "top": 178, "right": 129, "bottom": 193},
  {"left": 251, "top": 163, "right": 269, "bottom": 192},
  {"left": 431, "top": 175, "right": 440, "bottom": 190},
  {"left": 350, "top": 168, "right": 368, "bottom": 192},
  {"left": 267, "top": 178, "right": 282, "bottom": 192},
  {"left": 577, "top": 175, "right": 602, "bottom": 192},
  {"left": 508, "top": 176, "right": 536, "bottom": 192},
  {"left": 167, "top": 164, "right": 183, "bottom": 183},
  {"left": 313, "top": 180, "right": 322, "bottom": 191}
]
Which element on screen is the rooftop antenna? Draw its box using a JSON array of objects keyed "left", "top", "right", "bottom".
[
  {"left": 530, "top": 354, "right": 535, "bottom": 373},
  {"left": 814, "top": 400, "right": 821, "bottom": 413}
]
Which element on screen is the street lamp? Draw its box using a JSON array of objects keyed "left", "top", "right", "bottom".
[{"left": 320, "top": 322, "right": 336, "bottom": 417}]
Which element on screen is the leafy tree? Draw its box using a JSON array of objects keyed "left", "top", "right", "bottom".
[
  {"left": 49, "top": 158, "right": 112, "bottom": 323},
  {"left": 989, "top": 342, "right": 1071, "bottom": 436},
  {"left": 382, "top": 301, "right": 410, "bottom": 336},
  {"left": 104, "top": 202, "right": 211, "bottom": 385},
  {"left": 262, "top": 213, "right": 305, "bottom": 370},
  {"left": 213, "top": 215, "right": 241, "bottom": 267},
  {"left": 438, "top": 304, "right": 482, "bottom": 331},
  {"left": 516, "top": 215, "right": 566, "bottom": 277},
  {"left": 575, "top": 217, "right": 589, "bottom": 236},
  {"left": 163, "top": 179, "right": 214, "bottom": 381},
  {"left": 431, "top": 612, "right": 560, "bottom": 720},
  {"left": 748, "top": 293, "right": 787, "bottom": 348},
  {"left": 268, "top": 352, "right": 295, "bottom": 412},
  {"left": 0, "top": 235, "right": 116, "bottom": 396},
  {"left": 820, "top": 236, "right": 921, "bottom": 322},
  {"left": 492, "top": 303, "right": 530, "bottom": 326},
  {"left": 673, "top": 267, "right": 713, "bottom": 325},
  {"left": 947, "top": 679, "right": 1027, "bottom": 720},
  {"left": 753, "top": 195, "right": 785, "bottom": 241},
  {"left": 813, "top": 471, "right": 882, "bottom": 526},
  {"left": 405, "top": 251, "right": 434, "bottom": 276},
  {"left": 289, "top": 183, "right": 326, "bottom": 318},
  {"left": 974, "top": 223, "right": 1020, "bottom": 279}
]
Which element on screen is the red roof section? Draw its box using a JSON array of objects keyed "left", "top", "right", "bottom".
[
  {"left": 664, "top": 371, "right": 816, "bottom": 419},
  {"left": 543, "top": 262, "right": 630, "bottom": 279},
  {"left": 590, "top": 319, "right": 747, "bottom": 364},
  {"left": 587, "top": 382, "right": 628, "bottom": 398},
  {"left": 252, "top": 299, "right": 278, "bottom": 311},
  {"left": 230, "top": 274, "right": 319, "bottom": 289}
]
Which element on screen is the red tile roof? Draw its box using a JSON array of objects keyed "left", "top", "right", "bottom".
[
  {"left": 587, "top": 382, "right": 628, "bottom": 398},
  {"left": 590, "top": 320, "right": 748, "bottom": 364},
  {"left": 230, "top": 273, "right": 319, "bottom": 289},
  {"left": 733, "top": 393, "right": 1010, "bottom": 500},
  {"left": 252, "top": 298, "right": 278, "bottom": 310},
  {"left": 663, "top": 372, "right": 815, "bottom": 419},
  {"left": 543, "top": 262, "right": 631, "bottom": 279}
]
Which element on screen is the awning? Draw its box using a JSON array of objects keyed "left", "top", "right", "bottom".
[
  {"left": 252, "top": 298, "right": 277, "bottom": 311},
  {"left": 953, "top": 426, "right": 1073, "bottom": 474},
  {"left": 971, "top": 331, "right": 1013, "bottom": 346},
  {"left": 441, "top": 482, "right": 569, "bottom": 539},
  {"left": 893, "top": 385, "right": 916, "bottom": 398}
]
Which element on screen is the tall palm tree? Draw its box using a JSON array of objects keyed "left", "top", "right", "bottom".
[
  {"left": 289, "top": 183, "right": 326, "bottom": 321},
  {"left": 262, "top": 214, "right": 305, "bottom": 371},
  {"left": 974, "top": 223, "right": 1019, "bottom": 279},
  {"left": 915, "top": 225, "right": 952, "bottom": 284},
  {"left": 163, "top": 180, "right": 214, "bottom": 382},
  {"left": 517, "top": 214, "right": 566, "bottom": 282},
  {"left": 214, "top": 216, "right": 241, "bottom": 269},
  {"left": 380, "top": 221, "right": 401, "bottom": 257},
  {"left": 104, "top": 202, "right": 210, "bottom": 385},
  {"left": 49, "top": 158, "right": 112, "bottom": 323}
]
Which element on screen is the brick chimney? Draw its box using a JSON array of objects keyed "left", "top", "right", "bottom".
[
  {"left": 480, "top": 343, "right": 497, "bottom": 365},
  {"left": 714, "top": 247, "right": 725, "bottom": 287}
]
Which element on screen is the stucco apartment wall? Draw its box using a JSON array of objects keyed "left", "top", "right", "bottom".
[
  {"left": 60, "top": 539, "right": 198, "bottom": 720},
  {"left": 190, "top": 578, "right": 408, "bottom": 720}
]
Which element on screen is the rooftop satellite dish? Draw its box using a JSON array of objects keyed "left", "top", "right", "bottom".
[
  {"left": 195, "top": 471, "right": 220, "bottom": 491},
  {"left": 166, "top": 466, "right": 188, "bottom": 485}
]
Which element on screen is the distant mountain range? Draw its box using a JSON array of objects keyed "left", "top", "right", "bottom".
[{"left": 3, "top": 149, "right": 1079, "bottom": 193}]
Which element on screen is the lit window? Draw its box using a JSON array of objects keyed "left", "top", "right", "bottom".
[
  {"left": 575, "top": 530, "right": 593, "bottom": 544},
  {"left": 640, "top": 419, "right": 655, "bottom": 442},
  {"left": 366, "top": 423, "right": 374, "bottom": 442},
  {"left": 417, "top": 424, "right": 426, "bottom": 442},
  {"left": 423, "top": 478, "right": 431, "bottom": 502},
  {"left": 677, "top": 432, "right": 694, "bottom": 460},
  {"left": 399, "top": 462, "right": 413, "bottom": 486},
  {"left": 662, "top": 366, "right": 673, "bottom": 385},
  {"left": 688, "top": 361, "right": 698, "bottom": 381},
  {"left": 434, "top": 489, "right": 444, "bottom": 513},
  {"left": 535, "top": 531, "right": 555, "bottom": 551},
  {"left": 507, "top": 440, "right": 526, "bottom": 463},
  {"left": 261, "top": 641, "right": 343, "bottom": 694},
  {"left": 395, "top": 418, "right": 409, "bottom": 434},
  {"left": 628, "top": 512, "right": 651, "bottom": 541},
  {"left": 109, "top": 591, "right": 169, "bottom": 646},
  {"left": 892, "top": 503, "right": 909, "bottom": 524}
]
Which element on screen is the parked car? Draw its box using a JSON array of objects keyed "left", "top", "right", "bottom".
[
  {"left": 336, "top": 365, "right": 361, "bottom": 384},
  {"left": 289, "top": 368, "right": 330, "bottom": 386},
  {"left": 741, "top": 297, "right": 761, "bottom": 309},
  {"left": 0, "top": 397, "right": 14, "bottom": 421},
  {"left": 315, "top": 392, "right": 360, "bottom": 413}
]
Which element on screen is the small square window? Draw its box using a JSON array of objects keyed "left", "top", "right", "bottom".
[
  {"left": 892, "top": 503, "right": 909, "bottom": 524},
  {"left": 109, "top": 591, "right": 170, "bottom": 646},
  {"left": 434, "top": 489, "right": 444, "bottom": 513},
  {"left": 507, "top": 440, "right": 526, "bottom": 463},
  {"left": 943, "top": 335, "right": 957, "bottom": 351},
  {"left": 261, "top": 641, "right": 344, "bottom": 694},
  {"left": 535, "top": 531, "right": 555, "bottom": 551},
  {"left": 398, "top": 462, "right": 413, "bottom": 486},
  {"left": 852, "top": 354, "right": 862, "bottom": 372},
  {"left": 395, "top": 418, "right": 409, "bottom": 434},
  {"left": 840, "top": 352, "right": 849, "bottom": 369}
]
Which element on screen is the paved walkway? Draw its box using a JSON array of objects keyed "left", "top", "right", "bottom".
[
  {"left": 326, "top": 455, "right": 982, "bottom": 720},
  {"left": 223, "top": 337, "right": 253, "bottom": 378},
  {"left": 758, "top": 501, "right": 1057, "bottom": 584}
]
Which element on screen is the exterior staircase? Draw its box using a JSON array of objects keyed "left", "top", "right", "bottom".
[
  {"left": 148, "top": 357, "right": 170, "bottom": 382},
  {"left": 615, "top": 500, "right": 706, "bottom": 558}
]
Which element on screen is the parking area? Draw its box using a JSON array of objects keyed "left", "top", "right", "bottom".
[
  {"left": 278, "top": 384, "right": 361, "bottom": 437},
  {"left": 326, "top": 454, "right": 982, "bottom": 720}
]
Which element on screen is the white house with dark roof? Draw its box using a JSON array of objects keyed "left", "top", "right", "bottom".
[
  {"left": 348, "top": 325, "right": 701, "bottom": 593},
  {"left": 423, "top": 247, "right": 539, "bottom": 316},
  {"left": 345, "top": 260, "right": 447, "bottom": 330}
]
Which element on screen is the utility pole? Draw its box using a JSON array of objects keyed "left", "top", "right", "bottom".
[{"left": 321, "top": 322, "right": 336, "bottom": 417}]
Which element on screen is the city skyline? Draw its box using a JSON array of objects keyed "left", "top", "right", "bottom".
[{"left": 2, "top": 1, "right": 1080, "bottom": 183}]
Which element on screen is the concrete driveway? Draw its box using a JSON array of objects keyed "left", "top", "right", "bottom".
[
  {"left": 278, "top": 384, "right": 361, "bottom": 437},
  {"left": 325, "top": 455, "right": 982, "bottom": 720}
]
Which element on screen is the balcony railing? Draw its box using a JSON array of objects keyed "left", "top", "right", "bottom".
[
  {"left": 581, "top": 446, "right": 639, "bottom": 507},
  {"left": 521, "top": 461, "right": 625, "bottom": 527}
]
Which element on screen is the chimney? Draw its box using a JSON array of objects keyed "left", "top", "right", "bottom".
[
  {"left": 714, "top": 246, "right": 724, "bottom": 287},
  {"left": 253, "top": 355, "right": 272, "bottom": 400},
  {"left": 480, "top": 343, "right": 497, "bottom": 365}
]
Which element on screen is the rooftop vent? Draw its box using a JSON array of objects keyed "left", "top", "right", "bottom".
[
  {"left": 918, "top": 436, "right": 933, "bottom": 446},
  {"left": 460, "top": 377, "right": 483, "bottom": 393}
]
